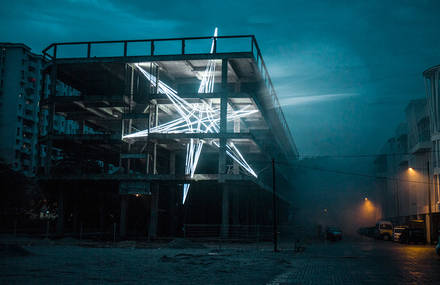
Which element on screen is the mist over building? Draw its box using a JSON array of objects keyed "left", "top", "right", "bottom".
[{"left": 374, "top": 67, "right": 440, "bottom": 243}]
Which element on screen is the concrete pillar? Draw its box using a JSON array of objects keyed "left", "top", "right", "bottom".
[
  {"left": 99, "top": 193, "right": 105, "bottom": 235},
  {"left": 232, "top": 188, "right": 239, "bottom": 225},
  {"left": 73, "top": 199, "right": 79, "bottom": 234},
  {"left": 153, "top": 104, "right": 159, "bottom": 174},
  {"left": 221, "top": 184, "right": 229, "bottom": 238},
  {"left": 426, "top": 214, "right": 432, "bottom": 244},
  {"left": 169, "top": 152, "right": 176, "bottom": 175},
  {"left": 45, "top": 63, "right": 57, "bottom": 175},
  {"left": 120, "top": 195, "right": 127, "bottom": 238},
  {"left": 251, "top": 194, "right": 257, "bottom": 226},
  {"left": 169, "top": 152, "right": 176, "bottom": 235},
  {"left": 233, "top": 117, "right": 240, "bottom": 175},
  {"left": 148, "top": 184, "right": 159, "bottom": 239},
  {"left": 231, "top": 116, "right": 240, "bottom": 226},
  {"left": 169, "top": 187, "right": 177, "bottom": 236},
  {"left": 244, "top": 196, "right": 250, "bottom": 225},
  {"left": 218, "top": 58, "right": 228, "bottom": 182},
  {"left": 56, "top": 189, "right": 64, "bottom": 236}
]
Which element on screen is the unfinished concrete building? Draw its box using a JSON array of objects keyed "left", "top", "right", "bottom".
[{"left": 38, "top": 33, "right": 298, "bottom": 239}]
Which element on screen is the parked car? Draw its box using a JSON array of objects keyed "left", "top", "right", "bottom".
[
  {"left": 393, "top": 226, "right": 407, "bottom": 242},
  {"left": 405, "top": 228, "right": 426, "bottom": 244},
  {"left": 326, "top": 226, "right": 342, "bottom": 241},
  {"left": 375, "top": 220, "right": 393, "bottom": 241},
  {"left": 393, "top": 226, "right": 425, "bottom": 244}
]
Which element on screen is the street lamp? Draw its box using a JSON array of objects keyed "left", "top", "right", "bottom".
[{"left": 362, "top": 197, "right": 377, "bottom": 224}]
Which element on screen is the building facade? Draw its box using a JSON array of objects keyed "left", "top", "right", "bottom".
[
  {"left": 0, "top": 43, "right": 43, "bottom": 176},
  {"left": 0, "top": 43, "right": 80, "bottom": 176},
  {"left": 37, "top": 35, "right": 298, "bottom": 239},
  {"left": 375, "top": 96, "right": 440, "bottom": 242},
  {"left": 424, "top": 65, "right": 440, "bottom": 214}
]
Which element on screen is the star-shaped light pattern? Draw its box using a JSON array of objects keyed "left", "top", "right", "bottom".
[{"left": 122, "top": 28, "right": 258, "bottom": 203}]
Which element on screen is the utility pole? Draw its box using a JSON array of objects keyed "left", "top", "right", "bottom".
[
  {"left": 427, "top": 160, "right": 432, "bottom": 244},
  {"left": 272, "top": 158, "right": 278, "bottom": 252},
  {"left": 393, "top": 152, "right": 400, "bottom": 222}
]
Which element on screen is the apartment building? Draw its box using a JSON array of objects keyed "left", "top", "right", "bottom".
[
  {"left": 424, "top": 64, "right": 440, "bottom": 214},
  {"left": 0, "top": 43, "right": 79, "bottom": 176},
  {"left": 0, "top": 43, "right": 43, "bottom": 176},
  {"left": 375, "top": 98, "right": 439, "bottom": 242}
]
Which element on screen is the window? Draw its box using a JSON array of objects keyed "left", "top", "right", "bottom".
[
  {"left": 380, "top": 224, "right": 392, "bottom": 230},
  {"left": 16, "top": 128, "right": 20, "bottom": 136}
]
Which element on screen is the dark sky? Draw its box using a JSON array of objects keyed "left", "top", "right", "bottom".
[{"left": 2, "top": 0, "right": 440, "bottom": 156}]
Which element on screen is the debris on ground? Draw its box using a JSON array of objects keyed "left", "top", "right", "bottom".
[
  {"left": 0, "top": 244, "right": 33, "bottom": 257},
  {"left": 166, "top": 238, "right": 206, "bottom": 249}
]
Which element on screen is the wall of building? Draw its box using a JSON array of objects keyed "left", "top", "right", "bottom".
[
  {"left": 0, "top": 43, "right": 81, "bottom": 176},
  {"left": 375, "top": 98, "right": 437, "bottom": 222},
  {"left": 0, "top": 44, "right": 42, "bottom": 176},
  {"left": 425, "top": 66, "right": 440, "bottom": 213}
]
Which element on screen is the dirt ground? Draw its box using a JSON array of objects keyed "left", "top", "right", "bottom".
[
  {"left": 4, "top": 235, "right": 438, "bottom": 284},
  {"left": 0, "top": 235, "right": 295, "bottom": 284}
]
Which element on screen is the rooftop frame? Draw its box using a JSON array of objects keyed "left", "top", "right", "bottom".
[{"left": 42, "top": 35, "right": 297, "bottom": 158}]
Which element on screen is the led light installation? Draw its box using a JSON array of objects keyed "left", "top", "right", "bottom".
[{"left": 123, "top": 28, "right": 257, "bottom": 203}]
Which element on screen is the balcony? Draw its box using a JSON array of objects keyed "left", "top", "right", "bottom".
[{"left": 409, "top": 141, "right": 431, "bottom": 154}]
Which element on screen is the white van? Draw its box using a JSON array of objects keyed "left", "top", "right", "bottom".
[{"left": 375, "top": 220, "right": 393, "bottom": 241}]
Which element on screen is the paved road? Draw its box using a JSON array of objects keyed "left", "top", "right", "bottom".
[
  {"left": 1, "top": 236, "right": 439, "bottom": 284},
  {"left": 269, "top": 239, "right": 440, "bottom": 285}
]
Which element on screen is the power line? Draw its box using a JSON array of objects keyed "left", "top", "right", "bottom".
[
  {"left": 297, "top": 149, "right": 439, "bottom": 159},
  {"left": 274, "top": 160, "right": 434, "bottom": 186}
]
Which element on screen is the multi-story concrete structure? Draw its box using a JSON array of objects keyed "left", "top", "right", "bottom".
[
  {"left": 0, "top": 43, "right": 80, "bottom": 176},
  {"left": 375, "top": 98, "right": 438, "bottom": 243},
  {"left": 38, "top": 34, "right": 298, "bottom": 239},
  {"left": 424, "top": 64, "right": 440, "bottom": 240},
  {"left": 0, "top": 43, "right": 44, "bottom": 176}
]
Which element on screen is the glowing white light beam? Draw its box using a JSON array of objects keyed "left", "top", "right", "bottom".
[{"left": 122, "top": 28, "right": 257, "bottom": 204}]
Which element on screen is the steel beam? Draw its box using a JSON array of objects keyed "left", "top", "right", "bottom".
[
  {"left": 148, "top": 92, "right": 250, "bottom": 100},
  {"left": 145, "top": 132, "right": 253, "bottom": 140},
  {"left": 218, "top": 59, "right": 228, "bottom": 181},
  {"left": 52, "top": 52, "right": 253, "bottom": 65}
]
